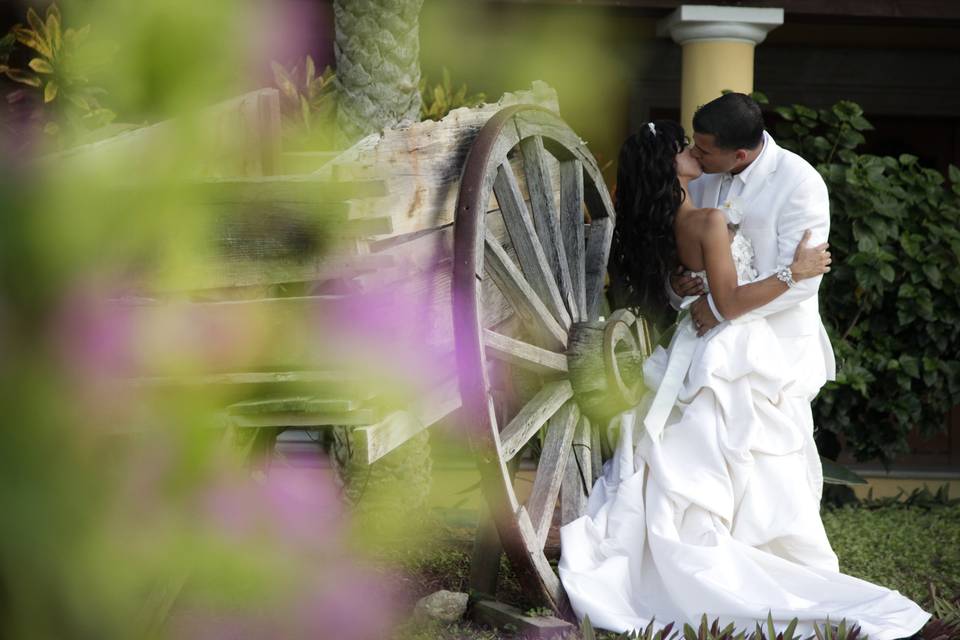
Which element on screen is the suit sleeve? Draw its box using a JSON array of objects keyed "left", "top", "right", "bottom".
[{"left": 731, "top": 173, "right": 830, "bottom": 324}]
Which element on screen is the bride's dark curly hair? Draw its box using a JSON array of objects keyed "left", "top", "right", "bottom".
[{"left": 608, "top": 120, "right": 687, "bottom": 330}]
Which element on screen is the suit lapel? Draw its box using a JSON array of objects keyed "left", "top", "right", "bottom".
[{"left": 737, "top": 132, "right": 782, "bottom": 224}]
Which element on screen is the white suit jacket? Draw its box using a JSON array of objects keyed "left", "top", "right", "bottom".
[{"left": 687, "top": 131, "right": 836, "bottom": 399}]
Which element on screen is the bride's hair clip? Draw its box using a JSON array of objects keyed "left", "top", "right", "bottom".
[{"left": 647, "top": 122, "right": 656, "bottom": 135}]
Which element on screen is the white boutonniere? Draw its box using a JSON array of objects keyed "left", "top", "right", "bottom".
[{"left": 720, "top": 196, "right": 745, "bottom": 230}]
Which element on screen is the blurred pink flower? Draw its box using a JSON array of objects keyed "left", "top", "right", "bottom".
[
  {"left": 204, "top": 466, "right": 344, "bottom": 545},
  {"left": 176, "top": 465, "right": 402, "bottom": 640},
  {"left": 246, "top": 0, "right": 335, "bottom": 86}
]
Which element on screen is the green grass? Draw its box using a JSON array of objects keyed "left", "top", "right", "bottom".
[
  {"left": 384, "top": 502, "right": 960, "bottom": 639},
  {"left": 822, "top": 502, "right": 960, "bottom": 604}
]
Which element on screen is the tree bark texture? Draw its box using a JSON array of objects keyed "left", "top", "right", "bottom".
[{"left": 333, "top": 0, "right": 425, "bottom": 147}]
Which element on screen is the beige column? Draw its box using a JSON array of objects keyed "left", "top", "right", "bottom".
[{"left": 657, "top": 5, "right": 784, "bottom": 134}]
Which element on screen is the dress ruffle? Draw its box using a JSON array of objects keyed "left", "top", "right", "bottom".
[{"left": 558, "top": 316, "right": 930, "bottom": 640}]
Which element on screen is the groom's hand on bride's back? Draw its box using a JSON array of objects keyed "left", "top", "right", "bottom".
[{"left": 670, "top": 266, "right": 706, "bottom": 297}]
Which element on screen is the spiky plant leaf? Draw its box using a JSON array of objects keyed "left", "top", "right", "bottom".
[
  {"left": 812, "top": 620, "right": 826, "bottom": 640},
  {"left": 47, "top": 7, "right": 62, "bottom": 53},
  {"left": 661, "top": 621, "right": 676, "bottom": 640},
  {"left": 28, "top": 57, "right": 53, "bottom": 74},
  {"left": 305, "top": 55, "right": 315, "bottom": 86},
  {"left": 720, "top": 621, "right": 736, "bottom": 638},
  {"left": 684, "top": 623, "right": 698, "bottom": 640},
  {"left": 782, "top": 617, "right": 798, "bottom": 640},
  {"left": 13, "top": 25, "right": 52, "bottom": 59},
  {"left": 25, "top": 8, "right": 51, "bottom": 55},
  {"left": 67, "top": 93, "right": 89, "bottom": 110},
  {"left": 767, "top": 611, "right": 777, "bottom": 640},
  {"left": 43, "top": 79, "right": 58, "bottom": 103},
  {"left": 5, "top": 68, "right": 41, "bottom": 87},
  {"left": 581, "top": 614, "right": 597, "bottom": 640},
  {"left": 270, "top": 61, "right": 298, "bottom": 101}
]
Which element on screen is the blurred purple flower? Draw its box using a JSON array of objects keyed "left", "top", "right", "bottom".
[
  {"left": 178, "top": 465, "right": 403, "bottom": 640},
  {"left": 309, "top": 260, "right": 457, "bottom": 399},
  {"left": 57, "top": 283, "right": 141, "bottom": 381},
  {"left": 246, "top": 0, "right": 335, "bottom": 85},
  {"left": 204, "top": 466, "right": 344, "bottom": 545}
]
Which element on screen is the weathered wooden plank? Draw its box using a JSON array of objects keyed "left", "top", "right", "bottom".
[
  {"left": 560, "top": 414, "right": 592, "bottom": 526},
  {"left": 493, "top": 162, "right": 571, "bottom": 330},
  {"left": 193, "top": 176, "right": 388, "bottom": 204},
  {"left": 520, "top": 136, "right": 578, "bottom": 323},
  {"left": 47, "top": 88, "right": 284, "bottom": 178},
  {"left": 498, "top": 380, "right": 574, "bottom": 461},
  {"left": 350, "top": 377, "right": 461, "bottom": 464},
  {"left": 483, "top": 230, "right": 567, "bottom": 352},
  {"left": 228, "top": 409, "right": 380, "bottom": 428},
  {"left": 526, "top": 401, "right": 579, "bottom": 547},
  {"left": 130, "top": 370, "right": 367, "bottom": 388},
  {"left": 228, "top": 396, "right": 361, "bottom": 415},
  {"left": 118, "top": 276, "right": 467, "bottom": 374},
  {"left": 483, "top": 329, "right": 567, "bottom": 376},
  {"left": 279, "top": 151, "right": 340, "bottom": 174},
  {"left": 316, "top": 82, "right": 561, "bottom": 239},
  {"left": 212, "top": 205, "right": 344, "bottom": 264},
  {"left": 158, "top": 252, "right": 398, "bottom": 293},
  {"left": 257, "top": 89, "right": 282, "bottom": 176},
  {"left": 470, "top": 599, "right": 574, "bottom": 639},
  {"left": 583, "top": 217, "right": 614, "bottom": 322},
  {"left": 559, "top": 159, "right": 587, "bottom": 320},
  {"left": 338, "top": 215, "right": 394, "bottom": 237}
]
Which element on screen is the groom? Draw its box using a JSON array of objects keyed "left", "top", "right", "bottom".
[
  {"left": 668, "top": 95, "right": 838, "bottom": 566},
  {"left": 669, "top": 92, "right": 835, "bottom": 403}
]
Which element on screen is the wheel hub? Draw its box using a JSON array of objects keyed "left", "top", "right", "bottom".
[{"left": 566, "top": 309, "right": 646, "bottom": 423}]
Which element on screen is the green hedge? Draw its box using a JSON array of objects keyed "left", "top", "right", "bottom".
[{"left": 764, "top": 95, "right": 960, "bottom": 464}]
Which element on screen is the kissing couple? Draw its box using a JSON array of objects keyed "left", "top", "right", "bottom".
[{"left": 558, "top": 93, "right": 930, "bottom": 640}]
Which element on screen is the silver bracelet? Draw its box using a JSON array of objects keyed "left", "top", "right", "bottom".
[{"left": 775, "top": 264, "right": 797, "bottom": 288}]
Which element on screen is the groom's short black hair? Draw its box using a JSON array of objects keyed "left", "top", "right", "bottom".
[{"left": 693, "top": 93, "right": 764, "bottom": 150}]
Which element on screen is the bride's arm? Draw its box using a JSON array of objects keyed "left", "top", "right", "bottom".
[{"left": 701, "top": 209, "right": 828, "bottom": 321}]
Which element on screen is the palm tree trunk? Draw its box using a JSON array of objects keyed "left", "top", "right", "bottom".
[
  {"left": 329, "top": 0, "right": 432, "bottom": 519},
  {"left": 332, "top": 0, "right": 424, "bottom": 146}
]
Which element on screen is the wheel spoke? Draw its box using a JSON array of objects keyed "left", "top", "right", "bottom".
[
  {"left": 520, "top": 136, "right": 578, "bottom": 322},
  {"left": 560, "top": 415, "right": 592, "bottom": 526},
  {"left": 493, "top": 162, "right": 571, "bottom": 329},
  {"left": 484, "top": 229, "right": 567, "bottom": 351},
  {"left": 559, "top": 159, "right": 586, "bottom": 320},
  {"left": 583, "top": 217, "right": 613, "bottom": 321},
  {"left": 526, "top": 401, "right": 580, "bottom": 547},
  {"left": 590, "top": 415, "right": 603, "bottom": 483},
  {"left": 516, "top": 505, "right": 567, "bottom": 606},
  {"left": 483, "top": 329, "right": 568, "bottom": 376},
  {"left": 499, "top": 380, "right": 573, "bottom": 461}
]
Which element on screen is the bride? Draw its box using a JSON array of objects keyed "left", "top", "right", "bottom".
[{"left": 558, "top": 121, "right": 930, "bottom": 639}]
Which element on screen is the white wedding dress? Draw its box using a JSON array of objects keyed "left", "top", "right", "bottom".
[{"left": 558, "top": 230, "right": 930, "bottom": 639}]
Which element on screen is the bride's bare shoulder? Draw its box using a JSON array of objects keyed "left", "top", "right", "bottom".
[{"left": 690, "top": 207, "right": 728, "bottom": 237}]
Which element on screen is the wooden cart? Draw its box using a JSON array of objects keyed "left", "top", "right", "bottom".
[{"left": 90, "top": 83, "right": 652, "bottom": 620}]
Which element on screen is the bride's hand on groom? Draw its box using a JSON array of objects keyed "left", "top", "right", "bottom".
[{"left": 791, "top": 230, "right": 832, "bottom": 280}]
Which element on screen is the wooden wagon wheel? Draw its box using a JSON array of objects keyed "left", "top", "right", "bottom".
[{"left": 452, "top": 105, "right": 651, "bottom": 619}]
